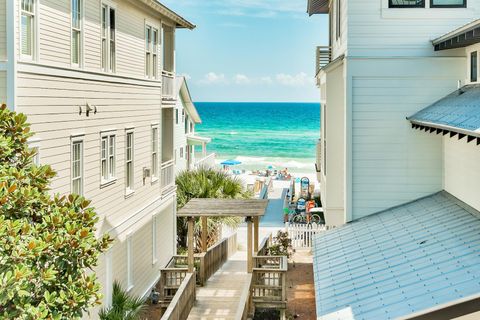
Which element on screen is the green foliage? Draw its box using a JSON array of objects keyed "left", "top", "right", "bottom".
[
  {"left": 0, "top": 105, "right": 112, "bottom": 319},
  {"left": 267, "top": 231, "right": 292, "bottom": 258},
  {"left": 175, "top": 168, "right": 252, "bottom": 249},
  {"left": 98, "top": 281, "right": 147, "bottom": 320}
]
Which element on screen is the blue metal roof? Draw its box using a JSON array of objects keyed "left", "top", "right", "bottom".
[
  {"left": 312, "top": 192, "right": 480, "bottom": 320},
  {"left": 408, "top": 85, "right": 480, "bottom": 134}
]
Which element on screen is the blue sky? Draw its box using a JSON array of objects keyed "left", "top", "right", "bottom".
[{"left": 161, "top": 0, "right": 328, "bottom": 102}]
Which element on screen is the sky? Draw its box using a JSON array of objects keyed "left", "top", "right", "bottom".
[{"left": 161, "top": 0, "right": 328, "bottom": 102}]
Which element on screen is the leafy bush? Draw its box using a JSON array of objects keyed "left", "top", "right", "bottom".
[
  {"left": 0, "top": 105, "right": 112, "bottom": 319},
  {"left": 266, "top": 231, "right": 292, "bottom": 258}
]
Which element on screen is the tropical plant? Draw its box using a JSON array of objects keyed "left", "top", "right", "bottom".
[
  {"left": 98, "top": 281, "right": 147, "bottom": 320},
  {"left": 267, "top": 230, "right": 292, "bottom": 258},
  {"left": 176, "top": 168, "right": 252, "bottom": 249},
  {"left": 0, "top": 104, "right": 112, "bottom": 319}
]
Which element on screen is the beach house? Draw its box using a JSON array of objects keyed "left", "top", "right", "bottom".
[
  {"left": 173, "top": 76, "right": 213, "bottom": 175},
  {"left": 0, "top": 0, "right": 194, "bottom": 316},
  {"left": 308, "top": 0, "right": 480, "bottom": 319}
]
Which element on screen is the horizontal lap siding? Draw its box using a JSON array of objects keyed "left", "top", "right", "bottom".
[
  {"left": 348, "top": 0, "right": 480, "bottom": 57},
  {"left": 0, "top": 0, "right": 5, "bottom": 60},
  {"left": 444, "top": 138, "right": 480, "bottom": 212},
  {"left": 16, "top": 71, "right": 162, "bottom": 229},
  {"left": 0, "top": 71, "right": 6, "bottom": 104},
  {"left": 39, "top": 0, "right": 71, "bottom": 66},
  {"left": 84, "top": 0, "right": 101, "bottom": 70},
  {"left": 352, "top": 75, "right": 454, "bottom": 219}
]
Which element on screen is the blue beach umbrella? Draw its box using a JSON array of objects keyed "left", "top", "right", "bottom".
[{"left": 221, "top": 159, "right": 242, "bottom": 166}]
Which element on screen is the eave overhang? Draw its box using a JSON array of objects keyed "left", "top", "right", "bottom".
[
  {"left": 138, "top": 0, "right": 196, "bottom": 29},
  {"left": 307, "top": 0, "right": 330, "bottom": 15},
  {"left": 432, "top": 19, "right": 480, "bottom": 51}
]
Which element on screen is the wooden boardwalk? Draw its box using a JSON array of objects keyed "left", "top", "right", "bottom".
[{"left": 187, "top": 251, "right": 249, "bottom": 320}]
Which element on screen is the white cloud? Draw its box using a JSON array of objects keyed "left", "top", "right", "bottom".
[
  {"left": 234, "top": 74, "right": 251, "bottom": 85},
  {"left": 199, "top": 72, "right": 228, "bottom": 85},
  {"left": 260, "top": 76, "right": 273, "bottom": 85},
  {"left": 275, "top": 72, "right": 314, "bottom": 87}
]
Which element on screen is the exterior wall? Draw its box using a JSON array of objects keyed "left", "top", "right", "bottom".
[
  {"left": 444, "top": 137, "right": 480, "bottom": 212},
  {"left": 174, "top": 99, "right": 188, "bottom": 174},
  {"left": 347, "top": 57, "right": 465, "bottom": 220},
  {"left": 348, "top": 0, "right": 480, "bottom": 58},
  {"left": 320, "top": 61, "right": 346, "bottom": 226},
  {"left": 0, "top": 0, "right": 6, "bottom": 61},
  {"left": 0, "top": 71, "right": 6, "bottom": 104},
  {"left": 330, "top": 0, "right": 348, "bottom": 60}
]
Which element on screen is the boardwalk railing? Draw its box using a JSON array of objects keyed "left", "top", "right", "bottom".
[
  {"left": 160, "top": 272, "right": 196, "bottom": 320},
  {"left": 159, "top": 267, "right": 189, "bottom": 303},
  {"left": 285, "top": 222, "right": 327, "bottom": 249},
  {"left": 252, "top": 255, "right": 288, "bottom": 309},
  {"left": 235, "top": 273, "right": 254, "bottom": 320}
]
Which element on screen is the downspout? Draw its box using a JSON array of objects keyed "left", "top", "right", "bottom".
[{"left": 6, "top": 0, "right": 16, "bottom": 111}]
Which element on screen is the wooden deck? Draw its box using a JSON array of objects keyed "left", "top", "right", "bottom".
[{"left": 187, "top": 251, "right": 249, "bottom": 320}]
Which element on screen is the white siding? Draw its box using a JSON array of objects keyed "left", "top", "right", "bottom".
[
  {"left": 174, "top": 100, "right": 188, "bottom": 174},
  {"left": 444, "top": 138, "right": 480, "bottom": 212},
  {"left": 39, "top": 0, "right": 71, "bottom": 66},
  {"left": 0, "top": 0, "right": 6, "bottom": 60},
  {"left": 331, "top": 0, "right": 348, "bottom": 60},
  {"left": 0, "top": 71, "right": 6, "bottom": 104},
  {"left": 348, "top": 0, "right": 480, "bottom": 57},
  {"left": 349, "top": 57, "right": 465, "bottom": 219}
]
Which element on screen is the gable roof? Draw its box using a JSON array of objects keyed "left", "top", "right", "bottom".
[
  {"left": 138, "top": 0, "right": 195, "bottom": 29},
  {"left": 313, "top": 192, "right": 480, "bottom": 320},
  {"left": 176, "top": 76, "right": 201, "bottom": 123},
  {"left": 407, "top": 85, "right": 480, "bottom": 138}
]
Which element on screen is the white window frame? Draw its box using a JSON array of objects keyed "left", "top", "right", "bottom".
[
  {"left": 101, "top": 2, "right": 116, "bottom": 73},
  {"left": 20, "top": 0, "right": 37, "bottom": 60},
  {"left": 71, "top": 137, "right": 84, "bottom": 196},
  {"left": 151, "top": 125, "right": 159, "bottom": 182},
  {"left": 152, "top": 215, "right": 158, "bottom": 265},
  {"left": 145, "top": 23, "right": 159, "bottom": 79},
  {"left": 27, "top": 138, "right": 41, "bottom": 166},
  {"left": 126, "top": 233, "right": 133, "bottom": 291},
  {"left": 180, "top": 147, "right": 183, "bottom": 159},
  {"left": 100, "top": 132, "right": 116, "bottom": 186},
  {"left": 71, "top": 0, "right": 84, "bottom": 67},
  {"left": 125, "top": 129, "right": 135, "bottom": 197}
]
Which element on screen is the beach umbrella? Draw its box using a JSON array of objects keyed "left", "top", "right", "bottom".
[
  {"left": 266, "top": 165, "right": 275, "bottom": 170},
  {"left": 221, "top": 159, "right": 242, "bottom": 166}
]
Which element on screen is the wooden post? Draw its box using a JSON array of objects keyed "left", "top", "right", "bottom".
[
  {"left": 187, "top": 217, "right": 194, "bottom": 273},
  {"left": 253, "top": 216, "right": 259, "bottom": 254},
  {"left": 246, "top": 217, "right": 253, "bottom": 273},
  {"left": 201, "top": 216, "right": 208, "bottom": 253}
]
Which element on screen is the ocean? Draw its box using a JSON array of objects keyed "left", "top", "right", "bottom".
[{"left": 194, "top": 102, "right": 320, "bottom": 173}]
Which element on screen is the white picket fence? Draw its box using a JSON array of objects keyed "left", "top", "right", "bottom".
[{"left": 285, "top": 222, "right": 327, "bottom": 249}]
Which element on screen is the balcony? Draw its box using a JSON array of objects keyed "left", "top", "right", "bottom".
[
  {"left": 316, "top": 46, "right": 332, "bottom": 75},
  {"left": 161, "top": 160, "right": 175, "bottom": 193},
  {"left": 193, "top": 153, "right": 216, "bottom": 170},
  {"left": 162, "top": 71, "right": 175, "bottom": 100}
]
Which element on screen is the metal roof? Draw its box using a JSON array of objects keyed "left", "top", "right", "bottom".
[
  {"left": 307, "top": 0, "right": 330, "bottom": 15},
  {"left": 312, "top": 192, "right": 480, "bottom": 320},
  {"left": 407, "top": 85, "right": 480, "bottom": 136}
]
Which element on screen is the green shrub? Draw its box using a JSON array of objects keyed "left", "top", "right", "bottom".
[{"left": 99, "top": 281, "right": 147, "bottom": 320}]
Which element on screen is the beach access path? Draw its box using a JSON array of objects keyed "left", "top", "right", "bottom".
[
  {"left": 187, "top": 251, "right": 249, "bottom": 320},
  {"left": 260, "top": 180, "right": 290, "bottom": 227}
]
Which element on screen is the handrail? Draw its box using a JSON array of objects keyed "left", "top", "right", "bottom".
[
  {"left": 161, "top": 159, "right": 175, "bottom": 168},
  {"left": 259, "top": 177, "right": 273, "bottom": 200},
  {"left": 235, "top": 273, "right": 253, "bottom": 320},
  {"left": 194, "top": 153, "right": 216, "bottom": 169},
  {"left": 160, "top": 272, "right": 196, "bottom": 320}
]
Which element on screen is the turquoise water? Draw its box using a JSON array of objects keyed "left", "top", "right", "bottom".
[{"left": 195, "top": 102, "right": 320, "bottom": 173}]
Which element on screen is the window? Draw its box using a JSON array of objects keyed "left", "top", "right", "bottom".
[
  {"left": 175, "top": 109, "right": 179, "bottom": 124},
  {"left": 190, "top": 122, "right": 193, "bottom": 133},
  {"left": 71, "top": 0, "right": 82, "bottom": 65},
  {"left": 125, "top": 131, "right": 134, "bottom": 194},
  {"left": 471, "top": 51, "right": 477, "bottom": 82},
  {"left": 185, "top": 115, "right": 189, "bottom": 133},
  {"left": 152, "top": 216, "right": 158, "bottom": 264},
  {"left": 180, "top": 147, "right": 183, "bottom": 158},
  {"left": 336, "top": 0, "right": 341, "bottom": 40},
  {"left": 101, "top": 4, "right": 115, "bottom": 72},
  {"left": 431, "top": 0, "right": 466, "bottom": 7},
  {"left": 151, "top": 126, "right": 159, "bottom": 179},
  {"left": 145, "top": 25, "right": 158, "bottom": 78},
  {"left": 21, "top": 0, "right": 35, "bottom": 58},
  {"left": 389, "top": 0, "right": 425, "bottom": 7},
  {"left": 72, "top": 140, "right": 83, "bottom": 195},
  {"left": 126, "top": 234, "right": 133, "bottom": 290},
  {"left": 182, "top": 110, "right": 185, "bottom": 123},
  {"left": 101, "top": 133, "right": 116, "bottom": 184}
]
